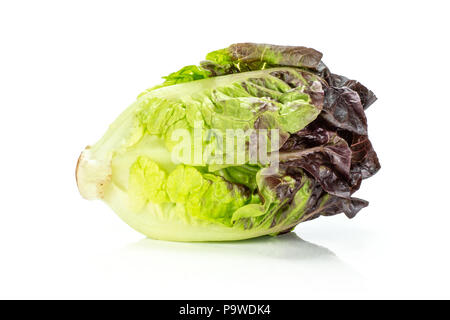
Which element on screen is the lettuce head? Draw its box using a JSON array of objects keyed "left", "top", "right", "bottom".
[{"left": 76, "top": 43, "right": 380, "bottom": 242}]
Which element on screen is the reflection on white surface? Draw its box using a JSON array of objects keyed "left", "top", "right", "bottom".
[
  {"left": 93, "top": 233, "right": 365, "bottom": 299},
  {"left": 127, "top": 232, "right": 339, "bottom": 261},
  {"left": 0, "top": 231, "right": 365, "bottom": 299}
]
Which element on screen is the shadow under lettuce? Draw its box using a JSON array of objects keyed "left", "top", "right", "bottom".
[
  {"left": 92, "top": 232, "right": 364, "bottom": 298},
  {"left": 126, "top": 232, "right": 339, "bottom": 262}
]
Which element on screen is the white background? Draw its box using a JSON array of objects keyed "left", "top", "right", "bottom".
[{"left": 1, "top": 0, "right": 449, "bottom": 299}]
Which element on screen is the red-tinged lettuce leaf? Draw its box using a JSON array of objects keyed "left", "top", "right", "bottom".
[
  {"left": 202, "top": 43, "right": 324, "bottom": 76},
  {"left": 303, "top": 188, "right": 369, "bottom": 221},
  {"left": 302, "top": 78, "right": 380, "bottom": 190},
  {"left": 350, "top": 134, "right": 381, "bottom": 180},
  {"left": 322, "top": 86, "right": 368, "bottom": 136},
  {"left": 279, "top": 128, "right": 353, "bottom": 198},
  {"left": 250, "top": 166, "right": 367, "bottom": 236},
  {"left": 274, "top": 179, "right": 368, "bottom": 235},
  {"left": 327, "top": 73, "right": 377, "bottom": 110},
  {"left": 227, "top": 43, "right": 323, "bottom": 69},
  {"left": 301, "top": 83, "right": 380, "bottom": 193},
  {"left": 312, "top": 63, "right": 377, "bottom": 110},
  {"left": 260, "top": 170, "right": 301, "bottom": 203}
]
